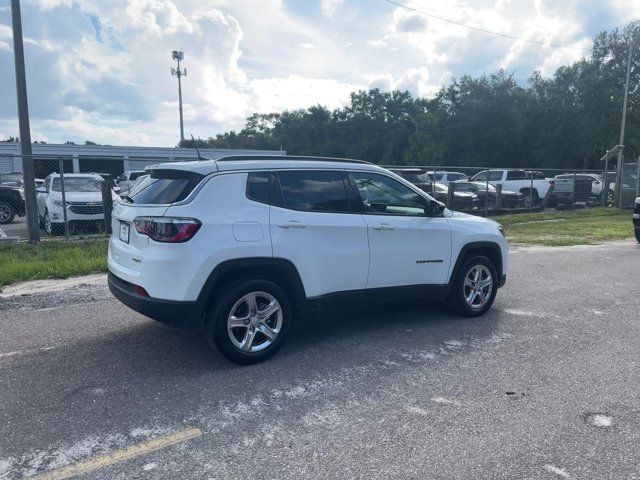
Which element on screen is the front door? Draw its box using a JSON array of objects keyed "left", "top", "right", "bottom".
[{"left": 351, "top": 171, "right": 451, "bottom": 287}]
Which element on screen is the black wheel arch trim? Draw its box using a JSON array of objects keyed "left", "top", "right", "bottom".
[
  {"left": 448, "top": 241, "right": 504, "bottom": 292},
  {"left": 197, "top": 257, "right": 307, "bottom": 313}
]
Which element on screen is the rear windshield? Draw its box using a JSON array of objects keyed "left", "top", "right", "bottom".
[{"left": 128, "top": 169, "right": 204, "bottom": 204}]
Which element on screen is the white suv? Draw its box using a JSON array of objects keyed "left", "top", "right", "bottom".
[
  {"left": 108, "top": 156, "right": 508, "bottom": 364},
  {"left": 36, "top": 173, "right": 116, "bottom": 235}
]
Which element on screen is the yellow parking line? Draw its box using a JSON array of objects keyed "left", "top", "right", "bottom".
[{"left": 31, "top": 427, "right": 203, "bottom": 480}]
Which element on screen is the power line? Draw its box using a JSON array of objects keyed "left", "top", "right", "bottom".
[{"left": 382, "top": 0, "right": 597, "bottom": 52}]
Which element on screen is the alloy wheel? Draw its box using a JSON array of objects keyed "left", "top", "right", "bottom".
[
  {"left": 0, "top": 204, "right": 11, "bottom": 223},
  {"left": 463, "top": 264, "right": 493, "bottom": 310},
  {"left": 44, "top": 212, "right": 52, "bottom": 234},
  {"left": 227, "top": 291, "right": 283, "bottom": 353}
]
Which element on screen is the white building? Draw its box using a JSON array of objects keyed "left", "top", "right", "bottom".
[{"left": 0, "top": 143, "right": 285, "bottom": 178}]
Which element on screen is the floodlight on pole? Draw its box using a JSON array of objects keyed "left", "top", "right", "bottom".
[{"left": 171, "top": 50, "right": 186, "bottom": 143}]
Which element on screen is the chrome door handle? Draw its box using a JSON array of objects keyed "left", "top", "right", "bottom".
[
  {"left": 372, "top": 223, "right": 394, "bottom": 231},
  {"left": 278, "top": 221, "right": 307, "bottom": 229}
]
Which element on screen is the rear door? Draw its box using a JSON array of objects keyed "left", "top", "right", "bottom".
[
  {"left": 350, "top": 171, "right": 451, "bottom": 287},
  {"left": 270, "top": 170, "right": 369, "bottom": 298}
]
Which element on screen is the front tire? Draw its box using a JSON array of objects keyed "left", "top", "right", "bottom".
[
  {"left": 205, "top": 279, "right": 292, "bottom": 365},
  {"left": 635, "top": 228, "right": 640, "bottom": 243},
  {"left": 449, "top": 255, "right": 498, "bottom": 317},
  {"left": 44, "top": 210, "right": 63, "bottom": 236},
  {"left": 0, "top": 201, "right": 15, "bottom": 224}
]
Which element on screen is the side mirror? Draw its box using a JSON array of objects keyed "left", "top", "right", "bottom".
[
  {"left": 113, "top": 186, "right": 121, "bottom": 194},
  {"left": 36, "top": 187, "right": 46, "bottom": 194},
  {"left": 427, "top": 199, "right": 445, "bottom": 216}
]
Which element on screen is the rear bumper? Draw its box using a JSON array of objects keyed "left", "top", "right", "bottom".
[{"left": 108, "top": 273, "right": 203, "bottom": 328}]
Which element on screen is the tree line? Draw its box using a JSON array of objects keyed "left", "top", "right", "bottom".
[{"left": 182, "top": 21, "right": 640, "bottom": 170}]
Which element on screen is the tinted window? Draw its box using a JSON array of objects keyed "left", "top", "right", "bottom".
[
  {"left": 129, "top": 169, "right": 204, "bottom": 204},
  {"left": 473, "top": 171, "right": 487, "bottom": 181},
  {"left": 506, "top": 170, "right": 526, "bottom": 180},
  {"left": 246, "top": 172, "right": 270, "bottom": 204},
  {"left": 489, "top": 171, "right": 504, "bottom": 181},
  {"left": 129, "top": 171, "right": 146, "bottom": 181},
  {"left": 277, "top": 171, "right": 350, "bottom": 213},
  {"left": 352, "top": 172, "right": 427, "bottom": 216}
]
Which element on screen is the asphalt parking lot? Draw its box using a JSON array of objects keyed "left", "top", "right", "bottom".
[
  {"left": 0, "top": 241, "right": 639, "bottom": 479},
  {"left": 0, "top": 217, "right": 32, "bottom": 239}
]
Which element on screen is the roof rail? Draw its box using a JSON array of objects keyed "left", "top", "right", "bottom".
[{"left": 216, "top": 155, "right": 373, "bottom": 165}]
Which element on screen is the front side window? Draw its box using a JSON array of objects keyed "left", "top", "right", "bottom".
[
  {"left": 489, "top": 171, "right": 504, "bottom": 181},
  {"left": 473, "top": 171, "right": 487, "bottom": 181},
  {"left": 352, "top": 172, "right": 427, "bottom": 216},
  {"left": 276, "top": 170, "right": 351, "bottom": 213}
]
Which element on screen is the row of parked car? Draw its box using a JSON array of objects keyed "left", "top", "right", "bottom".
[
  {"left": 389, "top": 168, "right": 639, "bottom": 210},
  {"left": 0, "top": 167, "right": 637, "bottom": 232}
]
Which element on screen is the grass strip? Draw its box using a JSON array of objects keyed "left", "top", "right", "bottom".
[{"left": 0, "top": 239, "right": 108, "bottom": 290}]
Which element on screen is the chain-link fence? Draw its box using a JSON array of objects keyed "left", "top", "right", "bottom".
[
  {"left": 1, "top": 153, "right": 639, "bottom": 242},
  {"left": 382, "top": 163, "right": 639, "bottom": 214}
]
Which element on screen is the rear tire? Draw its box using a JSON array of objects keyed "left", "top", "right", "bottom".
[
  {"left": 448, "top": 255, "right": 498, "bottom": 317},
  {"left": 205, "top": 279, "right": 292, "bottom": 365},
  {"left": 0, "top": 201, "right": 15, "bottom": 224}
]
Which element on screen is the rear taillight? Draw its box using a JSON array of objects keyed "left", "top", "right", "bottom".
[{"left": 134, "top": 216, "right": 201, "bottom": 243}]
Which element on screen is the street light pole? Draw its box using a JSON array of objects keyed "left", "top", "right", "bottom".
[
  {"left": 171, "top": 51, "right": 187, "bottom": 144},
  {"left": 615, "top": 36, "right": 635, "bottom": 208},
  {"left": 11, "top": 0, "right": 40, "bottom": 243}
]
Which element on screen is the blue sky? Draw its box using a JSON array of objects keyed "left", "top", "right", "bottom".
[{"left": 1, "top": 0, "right": 639, "bottom": 146}]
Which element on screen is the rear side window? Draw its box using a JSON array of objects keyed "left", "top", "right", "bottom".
[
  {"left": 246, "top": 172, "right": 270, "bottom": 204},
  {"left": 506, "top": 170, "right": 526, "bottom": 180},
  {"left": 276, "top": 171, "right": 351, "bottom": 213},
  {"left": 129, "top": 169, "right": 204, "bottom": 204}
]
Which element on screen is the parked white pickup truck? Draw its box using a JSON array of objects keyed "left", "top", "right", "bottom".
[{"left": 470, "top": 169, "right": 552, "bottom": 206}]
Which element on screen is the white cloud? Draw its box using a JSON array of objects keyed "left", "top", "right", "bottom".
[
  {"left": 0, "top": 0, "right": 638, "bottom": 146},
  {"left": 320, "top": 0, "right": 344, "bottom": 18}
]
